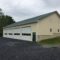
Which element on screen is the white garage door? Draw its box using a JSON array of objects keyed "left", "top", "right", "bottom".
[
  {"left": 20, "top": 27, "right": 32, "bottom": 41},
  {"left": 3, "top": 27, "right": 32, "bottom": 41}
]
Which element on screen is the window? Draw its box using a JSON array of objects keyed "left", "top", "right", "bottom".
[
  {"left": 5, "top": 33, "right": 7, "bottom": 35},
  {"left": 14, "top": 33, "right": 20, "bottom": 35},
  {"left": 22, "top": 33, "right": 31, "bottom": 36},
  {"left": 9, "top": 33, "right": 13, "bottom": 35},
  {"left": 50, "top": 28, "right": 52, "bottom": 32},
  {"left": 58, "top": 29, "right": 59, "bottom": 32}
]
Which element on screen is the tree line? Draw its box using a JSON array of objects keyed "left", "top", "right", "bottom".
[{"left": 0, "top": 8, "right": 15, "bottom": 37}]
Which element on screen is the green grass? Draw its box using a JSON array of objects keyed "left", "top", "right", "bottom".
[{"left": 39, "top": 37, "right": 60, "bottom": 45}]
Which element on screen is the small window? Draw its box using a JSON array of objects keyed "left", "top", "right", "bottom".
[
  {"left": 50, "top": 28, "right": 52, "bottom": 32},
  {"left": 5, "top": 33, "right": 7, "bottom": 35},
  {"left": 58, "top": 29, "right": 59, "bottom": 32},
  {"left": 22, "top": 33, "right": 31, "bottom": 36},
  {"left": 9, "top": 33, "right": 13, "bottom": 35},
  {"left": 14, "top": 33, "right": 20, "bottom": 35}
]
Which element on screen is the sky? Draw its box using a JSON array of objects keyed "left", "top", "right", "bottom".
[{"left": 0, "top": 0, "right": 60, "bottom": 22}]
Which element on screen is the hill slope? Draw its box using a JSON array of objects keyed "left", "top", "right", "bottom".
[{"left": 39, "top": 37, "right": 60, "bottom": 44}]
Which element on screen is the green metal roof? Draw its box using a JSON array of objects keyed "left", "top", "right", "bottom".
[{"left": 3, "top": 11, "right": 58, "bottom": 29}]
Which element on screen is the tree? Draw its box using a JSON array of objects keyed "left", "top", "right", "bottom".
[
  {"left": 1, "top": 15, "right": 15, "bottom": 27},
  {"left": 0, "top": 8, "right": 4, "bottom": 16},
  {"left": 0, "top": 8, "right": 15, "bottom": 37}
]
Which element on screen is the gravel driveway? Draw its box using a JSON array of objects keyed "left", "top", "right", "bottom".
[{"left": 0, "top": 37, "right": 60, "bottom": 60}]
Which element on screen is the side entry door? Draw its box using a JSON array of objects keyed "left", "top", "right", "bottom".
[{"left": 32, "top": 32, "right": 36, "bottom": 42}]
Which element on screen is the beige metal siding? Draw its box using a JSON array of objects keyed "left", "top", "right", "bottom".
[
  {"left": 37, "top": 13, "right": 60, "bottom": 35},
  {"left": 36, "top": 13, "right": 60, "bottom": 41}
]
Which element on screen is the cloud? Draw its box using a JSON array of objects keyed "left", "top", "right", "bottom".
[
  {"left": 44, "top": 0, "right": 60, "bottom": 8},
  {"left": 0, "top": 0, "right": 60, "bottom": 22}
]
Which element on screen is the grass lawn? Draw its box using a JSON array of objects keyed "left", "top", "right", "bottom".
[{"left": 39, "top": 37, "right": 60, "bottom": 45}]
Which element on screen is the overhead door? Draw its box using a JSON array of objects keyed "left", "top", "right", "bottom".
[
  {"left": 3, "top": 27, "right": 32, "bottom": 41},
  {"left": 20, "top": 27, "right": 32, "bottom": 41}
]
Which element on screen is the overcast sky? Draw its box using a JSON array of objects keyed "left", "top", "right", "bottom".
[{"left": 0, "top": 0, "right": 60, "bottom": 22}]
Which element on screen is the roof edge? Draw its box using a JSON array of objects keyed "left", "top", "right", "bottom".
[{"left": 3, "top": 11, "right": 59, "bottom": 29}]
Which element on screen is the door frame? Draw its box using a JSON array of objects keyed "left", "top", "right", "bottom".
[{"left": 32, "top": 32, "right": 36, "bottom": 42}]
